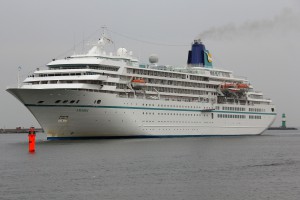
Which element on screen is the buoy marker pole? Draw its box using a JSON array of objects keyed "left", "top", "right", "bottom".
[{"left": 28, "top": 127, "right": 36, "bottom": 153}]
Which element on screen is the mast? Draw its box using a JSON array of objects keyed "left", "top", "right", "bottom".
[{"left": 17, "top": 66, "right": 21, "bottom": 88}]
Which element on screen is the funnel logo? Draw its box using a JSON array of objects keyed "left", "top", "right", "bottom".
[{"left": 205, "top": 51, "right": 213, "bottom": 63}]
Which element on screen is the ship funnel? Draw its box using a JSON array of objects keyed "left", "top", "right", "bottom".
[{"left": 187, "top": 39, "right": 213, "bottom": 68}]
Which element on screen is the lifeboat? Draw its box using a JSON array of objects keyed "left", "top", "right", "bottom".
[
  {"left": 227, "top": 88, "right": 240, "bottom": 93},
  {"left": 221, "top": 83, "right": 235, "bottom": 89},
  {"left": 221, "top": 82, "right": 250, "bottom": 90},
  {"left": 219, "top": 82, "right": 250, "bottom": 97},
  {"left": 131, "top": 78, "right": 146, "bottom": 83},
  {"left": 131, "top": 78, "right": 145, "bottom": 90},
  {"left": 236, "top": 83, "right": 250, "bottom": 89}
]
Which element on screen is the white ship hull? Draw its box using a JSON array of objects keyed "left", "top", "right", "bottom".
[{"left": 8, "top": 88, "right": 276, "bottom": 139}]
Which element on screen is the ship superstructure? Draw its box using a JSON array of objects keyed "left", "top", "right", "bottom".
[{"left": 7, "top": 33, "right": 276, "bottom": 139}]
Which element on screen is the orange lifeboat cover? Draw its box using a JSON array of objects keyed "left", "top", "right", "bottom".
[
  {"left": 236, "top": 83, "right": 249, "bottom": 89},
  {"left": 221, "top": 83, "right": 235, "bottom": 89},
  {"left": 132, "top": 78, "right": 145, "bottom": 83}
]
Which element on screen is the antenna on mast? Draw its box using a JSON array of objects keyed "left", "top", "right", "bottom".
[
  {"left": 73, "top": 32, "right": 76, "bottom": 55},
  {"left": 101, "top": 25, "right": 107, "bottom": 33},
  {"left": 98, "top": 25, "right": 113, "bottom": 46},
  {"left": 82, "top": 32, "right": 85, "bottom": 53},
  {"left": 17, "top": 66, "right": 21, "bottom": 88}
]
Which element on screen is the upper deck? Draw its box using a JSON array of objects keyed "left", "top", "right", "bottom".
[{"left": 20, "top": 34, "right": 272, "bottom": 106}]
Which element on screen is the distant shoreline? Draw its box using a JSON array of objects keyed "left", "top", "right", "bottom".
[
  {"left": 268, "top": 127, "right": 298, "bottom": 130},
  {"left": 0, "top": 128, "right": 44, "bottom": 134}
]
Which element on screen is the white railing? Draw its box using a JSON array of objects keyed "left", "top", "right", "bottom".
[
  {"left": 23, "top": 75, "right": 107, "bottom": 82},
  {"left": 21, "top": 83, "right": 102, "bottom": 90}
]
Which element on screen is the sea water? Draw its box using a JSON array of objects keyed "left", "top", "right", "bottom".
[{"left": 1, "top": 130, "right": 300, "bottom": 200}]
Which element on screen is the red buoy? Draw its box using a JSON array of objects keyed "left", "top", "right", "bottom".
[{"left": 28, "top": 127, "right": 36, "bottom": 153}]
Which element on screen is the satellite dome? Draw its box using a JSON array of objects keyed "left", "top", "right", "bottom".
[
  {"left": 149, "top": 54, "right": 159, "bottom": 63},
  {"left": 117, "top": 48, "right": 128, "bottom": 56}
]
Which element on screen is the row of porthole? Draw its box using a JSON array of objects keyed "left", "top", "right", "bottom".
[
  {"left": 217, "top": 114, "right": 246, "bottom": 119},
  {"left": 249, "top": 115, "right": 262, "bottom": 119},
  {"left": 142, "top": 112, "right": 209, "bottom": 117},
  {"left": 103, "top": 119, "right": 213, "bottom": 124},
  {"left": 52, "top": 100, "right": 101, "bottom": 104},
  {"left": 142, "top": 103, "right": 202, "bottom": 109},
  {"left": 143, "top": 121, "right": 213, "bottom": 124},
  {"left": 55, "top": 100, "right": 80, "bottom": 104},
  {"left": 37, "top": 99, "right": 100, "bottom": 104},
  {"left": 222, "top": 106, "right": 246, "bottom": 112},
  {"left": 37, "top": 100, "right": 79, "bottom": 104},
  {"left": 158, "top": 113, "right": 209, "bottom": 117},
  {"left": 94, "top": 100, "right": 102, "bottom": 104},
  {"left": 249, "top": 108, "right": 266, "bottom": 112},
  {"left": 123, "top": 102, "right": 203, "bottom": 109}
]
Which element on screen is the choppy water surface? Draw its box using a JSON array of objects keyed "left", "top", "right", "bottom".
[{"left": 1, "top": 130, "right": 300, "bottom": 200}]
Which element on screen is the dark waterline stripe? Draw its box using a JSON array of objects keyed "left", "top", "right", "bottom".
[{"left": 47, "top": 134, "right": 257, "bottom": 140}]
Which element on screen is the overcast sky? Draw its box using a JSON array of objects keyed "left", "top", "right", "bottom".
[{"left": 0, "top": 0, "right": 299, "bottom": 128}]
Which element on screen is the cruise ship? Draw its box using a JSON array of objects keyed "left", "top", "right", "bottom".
[{"left": 7, "top": 33, "right": 276, "bottom": 139}]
